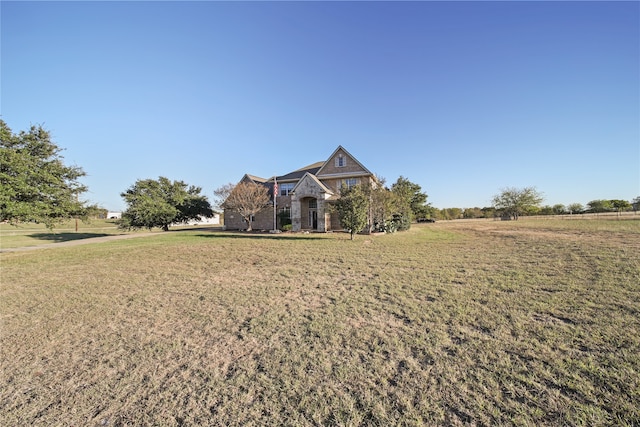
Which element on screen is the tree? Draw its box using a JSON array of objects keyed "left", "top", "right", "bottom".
[
  {"left": 492, "top": 186, "right": 544, "bottom": 220},
  {"left": 334, "top": 184, "right": 369, "bottom": 240},
  {"left": 89, "top": 206, "right": 108, "bottom": 219},
  {"left": 364, "top": 177, "right": 395, "bottom": 232},
  {"left": 439, "top": 207, "right": 463, "bottom": 220},
  {"left": 610, "top": 199, "right": 631, "bottom": 214},
  {"left": 481, "top": 207, "right": 496, "bottom": 218},
  {"left": 568, "top": 203, "right": 584, "bottom": 214},
  {"left": 463, "top": 207, "right": 483, "bottom": 219},
  {"left": 586, "top": 199, "right": 612, "bottom": 213},
  {"left": 391, "top": 176, "right": 430, "bottom": 226},
  {"left": 120, "top": 177, "right": 213, "bottom": 231},
  {"left": 213, "top": 182, "right": 235, "bottom": 211},
  {"left": 632, "top": 197, "right": 640, "bottom": 213},
  {"left": 219, "top": 181, "right": 270, "bottom": 231},
  {"left": 0, "top": 120, "right": 89, "bottom": 228},
  {"left": 175, "top": 185, "right": 215, "bottom": 224},
  {"left": 539, "top": 206, "right": 554, "bottom": 216}
]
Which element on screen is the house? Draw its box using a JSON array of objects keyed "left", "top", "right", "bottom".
[
  {"left": 224, "top": 146, "right": 377, "bottom": 232},
  {"left": 172, "top": 214, "right": 221, "bottom": 227}
]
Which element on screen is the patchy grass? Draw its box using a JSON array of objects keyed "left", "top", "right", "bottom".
[
  {"left": 1, "top": 219, "right": 639, "bottom": 426},
  {"left": 0, "top": 220, "right": 212, "bottom": 249},
  {"left": 0, "top": 220, "right": 123, "bottom": 249}
]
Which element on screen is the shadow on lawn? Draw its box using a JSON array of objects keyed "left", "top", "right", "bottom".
[
  {"left": 30, "top": 232, "right": 112, "bottom": 243},
  {"left": 194, "top": 230, "right": 343, "bottom": 241}
]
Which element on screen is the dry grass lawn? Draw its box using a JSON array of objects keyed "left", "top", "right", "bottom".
[{"left": 1, "top": 218, "right": 639, "bottom": 426}]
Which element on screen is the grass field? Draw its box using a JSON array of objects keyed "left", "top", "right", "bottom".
[
  {"left": 0, "top": 219, "right": 124, "bottom": 249},
  {"left": 0, "top": 219, "right": 212, "bottom": 250},
  {"left": 1, "top": 219, "right": 639, "bottom": 426}
]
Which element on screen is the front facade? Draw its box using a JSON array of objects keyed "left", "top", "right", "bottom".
[{"left": 224, "top": 146, "right": 376, "bottom": 232}]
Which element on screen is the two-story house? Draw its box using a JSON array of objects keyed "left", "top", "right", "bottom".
[{"left": 224, "top": 146, "right": 377, "bottom": 232}]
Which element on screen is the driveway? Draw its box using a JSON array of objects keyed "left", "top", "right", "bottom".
[{"left": 0, "top": 232, "right": 160, "bottom": 253}]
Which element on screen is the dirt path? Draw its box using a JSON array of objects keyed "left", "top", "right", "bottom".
[{"left": 0, "top": 232, "right": 160, "bottom": 253}]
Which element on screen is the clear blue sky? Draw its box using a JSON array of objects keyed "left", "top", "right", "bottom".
[{"left": 2, "top": 1, "right": 638, "bottom": 211}]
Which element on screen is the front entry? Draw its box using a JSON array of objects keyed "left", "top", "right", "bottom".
[
  {"left": 307, "top": 198, "right": 318, "bottom": 229},
  {"left": 291, "top": 189, "right": 329, "bottom": 232}
]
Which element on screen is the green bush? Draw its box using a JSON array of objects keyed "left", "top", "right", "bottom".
[
  {"left": 375, "top": 220, "right": 397, "bottom": 233},
  {"left": 391, "top": 213, "right": 411, "bottom": 231},
  {"left": 278, "top": 211, "right": 292, "bottom": 227}
]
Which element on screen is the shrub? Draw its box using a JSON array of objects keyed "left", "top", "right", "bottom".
[{"left": 391, "top": 213, "right": 411, "bottom": 231}]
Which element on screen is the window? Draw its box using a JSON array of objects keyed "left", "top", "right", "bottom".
[
  {"left": 341, "top": 178, "right": 359, "bottom": 190},
  {"left": 278, "top": 207, "right": 291, "bottom": 226},
  {"left": 279, "top": 207, "right": 291, "bottom": 218},
  {"left": 335, "top": 154, "right": 346, "bottom": 167},
  {"left": 308, "top": 199, "right": 317, "bottom": 209},
  {"left": 280, "top": 183, "right": 295, "bottom": 196}
]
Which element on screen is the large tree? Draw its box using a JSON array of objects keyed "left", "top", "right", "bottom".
[
  {"left": 0, "top": 120, "right": 89, "bottom": 228},
  {"left": 335, "top": 184, "right": 370, "bottom": 240},
  {"left": 586, "top": 199, "right": 613, "bottom": 213},
  {"left": 390, "top": 176, "right": 430, "bottom": 227},
  {"left": 120, "top": 177, "right": 213, "bottom": 231},
  {"left": 218, "top": 181, "right": 270, "bottom": 231},
  {"left": 492, "top": 186, "right": 544, "bottom": 220},
  {"left": 610, "top": 199, "right": 631, "bottom": 213}
]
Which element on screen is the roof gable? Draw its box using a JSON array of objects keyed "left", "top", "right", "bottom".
[
  {"left": 315, "top": 145, "right": 372, "bottom": 178},
  {"left": 240, "top": 174, "right": 267, "bottom": 184},
  {"left": 292, "top": 172, "right": 334, "bottom": 196}
]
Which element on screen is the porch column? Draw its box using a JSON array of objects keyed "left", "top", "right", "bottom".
[
  {"left": 291, "top": 194, "right": 302, "bottom": 232},
  {"left": 317, "top": 198, "right": 327, "bottom": 232}
]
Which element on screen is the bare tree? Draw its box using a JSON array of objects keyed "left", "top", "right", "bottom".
[
  {"left": 219, "top": 182, "right": 270, "bottom": 231},
  {"left": 213, "top": 182, "right": 235, "bottom": 210}
]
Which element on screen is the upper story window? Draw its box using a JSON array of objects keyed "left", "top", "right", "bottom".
[
  {"left": 280, "top": 183, "right": 295, "bottom": 196},
  {"left": 341, "top": 178, "right": 359, "bottom": 190},
  {"left": 335, "top": 154, "right": 346, "bottom": 167}
]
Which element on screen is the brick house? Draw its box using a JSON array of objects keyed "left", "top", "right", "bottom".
[{"left": 224, "top": 146, "right": 377, "bottom": 232}]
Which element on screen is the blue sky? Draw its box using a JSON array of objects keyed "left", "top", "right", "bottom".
[{"left": 2, "top": 1, "right": 638, "bottom": 211}]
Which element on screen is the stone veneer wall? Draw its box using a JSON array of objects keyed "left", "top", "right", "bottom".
[{"left": 291, "top": 176, "right": 332, "bottom": 232}]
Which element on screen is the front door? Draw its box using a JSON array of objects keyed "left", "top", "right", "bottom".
[
  {"left": 307, "top": 198, "right": 318, "bottom": 230},
  {"left": 309, "top": 210, "right": 318, "bottom": 229}
]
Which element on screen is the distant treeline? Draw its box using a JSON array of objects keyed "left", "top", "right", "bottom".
[{"left": 433, "top": 198, "right": 639, "bottom": 220}]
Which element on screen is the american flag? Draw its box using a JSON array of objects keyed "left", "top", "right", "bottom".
[{"left": 273, "top": 179, "right": 278, "bottom": 198}]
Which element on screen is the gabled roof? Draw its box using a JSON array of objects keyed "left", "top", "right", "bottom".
[
  {"left": 237, "top": 146, "right": 372, "bottom": 188},
  {"left": 239, "top": 173, "right": 277, "bottom": 199},
  {"left": 270, "top": 162, "right": 323, "bottom": 182},
  {"left": 315, "top": 145, "right": 373, "bottom": 177},
  {"left": 240, "top": 174, "right": 268, "bottom": 184},
  {"left": 291, "top": 172, "right": 335, "bottom": 196}
]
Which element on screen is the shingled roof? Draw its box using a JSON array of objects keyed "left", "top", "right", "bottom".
[{"left": 272, "top": 161, "right": 324, "bottom": 182}]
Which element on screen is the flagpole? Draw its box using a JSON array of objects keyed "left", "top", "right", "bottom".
[{"left": 273, "top": 176, "right": 278, "bottom": 232}]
